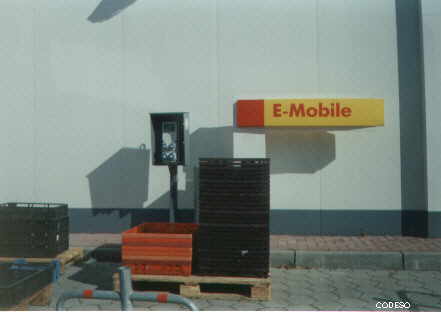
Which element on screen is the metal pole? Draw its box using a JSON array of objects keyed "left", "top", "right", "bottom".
[
  {"left": 169, "top": 164, "right": 178, "bottom": 223},
  {"left": 56, "top": 290, "right": 120, "bottom": 311},
  {"left": 119, "top": 266, "right": 134, "bottom": 311},
  {"left": 131, "top": 292, "right": 198, "bottom": 311},
  {"left": 56, "top": 266, "right": 199, "bottom": 311}
]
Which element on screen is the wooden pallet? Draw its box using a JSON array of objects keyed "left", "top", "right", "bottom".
[
  {"left": 113, "top": 273, "right": 271, "bottom": 301},
  {"left": 0, "top": 284, "right": 52, "bottom": 311},
  {"left": 0, "top": 247, "right": 84, "bottom": 273}
]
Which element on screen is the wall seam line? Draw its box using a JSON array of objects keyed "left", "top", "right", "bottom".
[{"left": 32, "top": 6, "right": 37, "bottom": 201}]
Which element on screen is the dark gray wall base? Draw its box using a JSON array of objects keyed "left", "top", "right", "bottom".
[
  {"left": 321, "top": 210, "right": 401, "bottom": 236},
  {"left": 69, "top": 208, "right": 194, "bottom": 233},
  {"left": 68, "top": 208, "right": 438, "bottom": 236},
  {"left": 402, "top": 210, "right": 428, "bottom": 237},
  {"left": 270, "top": 210, "right": 401, "bottom": 236},
  {"left": 429, "top": 212, "right": 441, "bottom": 238}
]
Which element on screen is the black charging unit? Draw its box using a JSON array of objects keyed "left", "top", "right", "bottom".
[{"left": 150, "top": 113, "right": 189, "bottom": 222}]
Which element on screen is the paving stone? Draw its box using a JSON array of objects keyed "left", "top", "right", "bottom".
[
  {"left": 260, "top": 299, "right": 291, "bottom": 307},
  {"left": 339, "top": 305, "right": 373, "bottom": 311},
  {"left": 271, "top": 293, "right": 291, "bottom": 303},
  {"left": 66, "top": 304, "right": 101, "bottom": 311},
  {"left": 290, "top": 305, "right": 319, "bottom": 311},
  {"left": 98, "top": 305, "right": 121, "bottom": 311},
  {"left": 310, "top": 293, "right": 342, "bottom": 303},
  {"left": 338, "top": 298, "right": 372, "bottom": 307},
  {"left": 27, "top": 307, "right": 50, "bottom": 311},
  {"left": 406, "top": 293, "right": 441, "bottom": 309},
  {"left": 270, "top": 268, "right": 290, "bottom": 277},
  {"left": 228, "top": 302, "right": 265, "bottom": 311},
  {"left": 203, "top": 299, "right": 236, "bottom": 306},
  {"left": 314, "top": 303, "right": 344, "bottom": 310},
  {"left": 133, "top": 307, "right": 166, "bottom": 311},
  {"left": 23, "top": 264, "right": 441, "bottom": 311},
  {"left": 358, "top": 293, "right": 390, "bottom": 303},
  {"left": 132, "top": 300, "right": 159, "bottom": 308},
  {"left": 308, "top": 286, "right": 340, "bottom": 294},
  {"left": 148, "top": 303, "right": 188, "bottom": 310},
  {"left": 288, "top": 295, "right": 317, "bottom": 305},
  {"left": 79, "top": 299, "right": 114, "bottom": 306},
  {"left": 204, "top": 305, "right": 236, "bottom": 311},
  {"left": 58, "top": 298, "right": 82, "bottom": 308},
  {"left": 191, "top": 299, "right": 211, "bottom": 309}
]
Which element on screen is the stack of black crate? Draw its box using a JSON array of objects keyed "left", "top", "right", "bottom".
[
  {"left": 196, "top": 158, "right": 270, "bottom": 278},
  {"left": 0, "top": 203, "right": 69, "bottom": 258}
]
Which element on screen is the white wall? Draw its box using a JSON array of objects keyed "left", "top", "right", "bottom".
[
  {"left": 0, "top": 0, "right": 401, "bottom": 213},
  {"left": 422, "top": 0, "right": 441, "bottom": 212},
  {"left": 229, "top": 0, "right": 401, "bottom": 212}
]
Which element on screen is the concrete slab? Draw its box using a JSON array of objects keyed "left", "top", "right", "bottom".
[
  {"left": 270, "top": 250, "right": 295, "bottom": 267},
  {"left": 295, "top": 251, "right": 403, "bottom": 270},
  {"left": 403, "top": 252, "right": 441, "bottom": 270}
]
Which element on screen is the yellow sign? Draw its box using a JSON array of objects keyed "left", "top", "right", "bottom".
[{"left": 236, "top": 98, "right": 384, "bottom": 127}]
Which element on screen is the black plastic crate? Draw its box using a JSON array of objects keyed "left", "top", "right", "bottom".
[
  {"left": 0, "top": 238, "right": 69, "bottom": 258},
  {"left": 199, "top": 158, "right": 270, "bottom": 214},
  {"left": 0, "top": 203, "right": 69, "bottom": 258},
  {"left": 195, "top": 266, "right": 269, "bottom": 278},
  {"left": 199, "top": 159, "right": 269, "bottom": 181},
  {"left": 0, "top": 203, "right": 68, "bottom": 219},
  {"left": 198, "top": 210, "right": 269, "bottom": 225},
  {"left": 196, "top": 231, "right": 269, "bottom": 250},
  {"left": 0, "top": 225, "right": 69, "bottom": 257},
  {"left": 198, "top": 200, "right": 269, "bottom": 211},
  {"left": 197, "top": 158, "right": 270, "bottom": 278},
  {"left": 199, "top": 158, "right": 270, "bottom": 168},
  {"left": 0, "top": 216, "right": 69, "bottom": 233},
  {"left": 0, "top": 262, "right": 54, "bottom": 307}
]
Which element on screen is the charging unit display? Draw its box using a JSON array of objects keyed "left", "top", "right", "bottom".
[{"left": 150, "top": 113, "right": 189, "bottom": 222}]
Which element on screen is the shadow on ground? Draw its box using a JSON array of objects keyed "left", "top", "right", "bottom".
[
  {"left": 375, "top": 290, "right": 441, "bottom": 311},
  {"left": 89, "top": 244, "right": 122, "bottom": 263},
  {"left": 397, "top": 290, "right": 441, "bottom": 311},
  {"left": 68, "top": 260, "right": 120, "bottom": 291}
]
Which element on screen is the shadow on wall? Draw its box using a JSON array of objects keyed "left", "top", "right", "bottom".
[
  {"left": 73, "top": 126, "right": 340, "bottom": 233},
  {"left": 87, "top": 146, "right": 150, "bottom": 217},
  {"left": 81, "top": 127, "right": 234, "bottom": 230},
  {"left": 141, "top": 126, "right": 235, "bottom": 224},
  {"left": 140, "top": 126, "right": 335, "bottom": 212},
  {"left": 138, "top": 191, "right": 195, "bottom": 226},
  {"left": 88, "top": 0, "right": 137, "bottom": 23},
  {"left": 265, "top": 129, "right": 336, "bottom": 174},
  {"left": 183, "top": 126, "right": 234, "bottom": 211}
]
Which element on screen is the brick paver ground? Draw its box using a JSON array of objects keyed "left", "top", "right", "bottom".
[
  {"left": 27, "top": 260, "right": 441, "bottom": 311},
  {"left": 70, "top": 234, "right": 441, "bottom": 252}
]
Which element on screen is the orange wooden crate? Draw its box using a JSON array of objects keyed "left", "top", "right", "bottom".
[{"left": 122, "top": 223, "right": 199, "bottom": 276}]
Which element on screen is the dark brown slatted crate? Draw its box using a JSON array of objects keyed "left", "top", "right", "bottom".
[{"left": 196, "top": 158, "right": 270, "bottom": 278}]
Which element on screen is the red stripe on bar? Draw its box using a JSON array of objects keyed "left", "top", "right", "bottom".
[
  {"left": 236, "top": 100, "right": 264, "bottom": 127},
  {"left": 156, "top": 293, "right": 168, "bottom": 303},
  {"left": 83, "top": 290, "right": 93, "bottom": 298}
]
